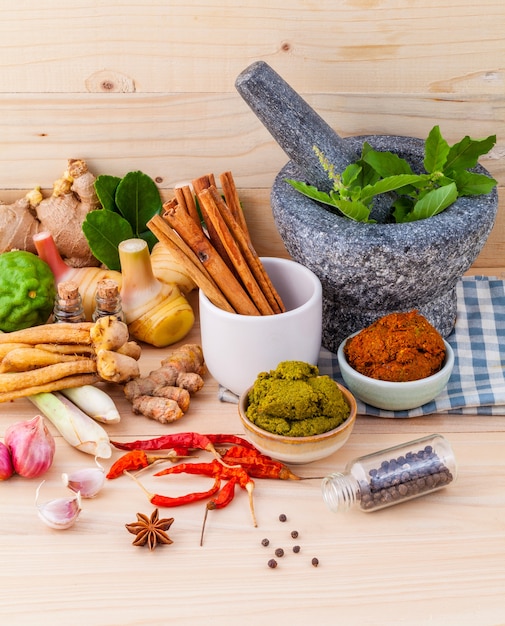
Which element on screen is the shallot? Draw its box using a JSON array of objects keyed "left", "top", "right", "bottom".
[
  {"left": 0, "top": 441, "right": 14, "bottom": 480},
  {"left": 4, "top": 415, "right": 55, "bottom": 478}
]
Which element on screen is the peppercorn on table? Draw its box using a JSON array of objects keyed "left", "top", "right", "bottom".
[{"left": 1, "top": 289, "right": 505, "bottom": 626}]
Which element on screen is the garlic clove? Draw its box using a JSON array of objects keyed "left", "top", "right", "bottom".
[
  {"left": 5, "top": 414, "right": 55, "bottom": 478},
  {"left": 0, "top": 441, "right": 14, "bottom": 481},
  {"left": 35, "top": 481, "right": 82, "bottom": 530},
  {"left": 62, "top": 461, "right": 105, "bottom": 498}
]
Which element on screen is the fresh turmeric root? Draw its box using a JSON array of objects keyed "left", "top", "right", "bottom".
[
  {"left": 131, "top": 395, "right": 185, "bottom": 424},
  {"left": 123, "top": 343, "right": 206, "bottom": 422}
]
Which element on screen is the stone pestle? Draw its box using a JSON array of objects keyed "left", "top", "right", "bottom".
[{"left": 235, "top": 60, "right": 358, "bottom": 191}]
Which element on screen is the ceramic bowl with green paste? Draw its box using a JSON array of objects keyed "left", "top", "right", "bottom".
[{"left": 238, "top": 361, "right": 357, "bottom": 464}]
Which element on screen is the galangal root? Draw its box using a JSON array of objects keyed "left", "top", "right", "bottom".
[
  {"left": 123, "top": 344, "right": 206, "bottom": 424},
  {"left": 0, "top": 317, "right": 141, "bottom": 402}
]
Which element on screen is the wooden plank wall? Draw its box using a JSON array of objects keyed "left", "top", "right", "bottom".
[{"left": 0, "top": 0, "right": 503, "bottom": 269}]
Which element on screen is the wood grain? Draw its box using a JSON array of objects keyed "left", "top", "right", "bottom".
[
  {"left": 0, "top": 3, "right": 505, "bottom": 622},
  {"left": 1, "top": 307, "right": 505, "bottom": 625},
  {"left": 0, "top": 1, "right": 503, "bottom": 95}
]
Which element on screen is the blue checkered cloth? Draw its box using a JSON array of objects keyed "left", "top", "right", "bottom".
[
  {"left": 219, "top": 276, "right": 505, "bottom": 417},
  {"left": 318, "top": 275, "right": 505, "bottom": 417}
]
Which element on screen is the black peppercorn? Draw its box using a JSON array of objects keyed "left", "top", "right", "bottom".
[
  {"left": 290, "top": 530, "right": 299, "bottom": 538},
  {"left": 293, "top": 545, "right": 300, "bottom": 553},
  {"left": 279, "top": 514, "right": 287, "bottom": 522},
  {"left": 311, "top": 558, "right": 319, "bottom": 567},
  {"left": 261, "top": 538, "right": 270, "bottom": 547},
  {"left": 268, "top": 559, "right": 277, "bottom": 569},
  {"left": 275, "top": 548, "right": 284, "bottom": 558}
]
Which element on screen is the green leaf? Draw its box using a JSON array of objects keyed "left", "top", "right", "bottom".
[
  {"left": 449, "top": 169, "right": 498, "bottom": 196},
  {"left": 94, "top": 175, "right": 121, "bottom": 212},
  {"left": 361, "top": 175, "right": 425, "bottom": 203},
  {"left": 392, "top": 197, "right": 415, "bottom": 222},
  {"left": 341, "top": 163, "right": 362, "bottom": 187},
  {"left": 285, "top": 179, "right": 334, "bottom": 205},
  {"left": 328, "top": 195, "right": 373, "bottom": 222},
  {"left": 444, "top": 134, "right": 496, "bottom": 172},
  {"left": 115, "top": 171, "right": 162, "bottom": 238},
  {"left": 82, "top": 210, "right": 134, "bottom": 271},
  {"left": 423, "top": 125, "right": 450, "bottom": 174},
  {"left": 362, "top": 149, "right": 414, "bottom": 177},
  {"left": 402, "top": 182, "right": 458, "bottom": 222}
]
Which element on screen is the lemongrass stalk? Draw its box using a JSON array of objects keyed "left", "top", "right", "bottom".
[
  {"left": 61, "top": 385, "right": 121, "bottom": 424},
  {"left": 28, "top": 391, "right": 112, "bottom": 458}
]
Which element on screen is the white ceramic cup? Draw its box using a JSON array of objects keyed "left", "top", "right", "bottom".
[{"left": 199, "top": 256, "right": 322, "bottom": 396}]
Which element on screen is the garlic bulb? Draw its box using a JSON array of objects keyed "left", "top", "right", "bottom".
[
  {"left": 35, "top": 481, "right": 82, "bottom": 530},
  {"left": 5, "top": 415, "right": 55, "bottom": 478},
  {"left": 62, "top": 459, "right": 105, "bottom": 498},
  {"left": 0, "top": 441, "right": 14, "bottom": 481}
]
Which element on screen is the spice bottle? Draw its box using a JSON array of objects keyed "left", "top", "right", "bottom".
[
  {"left": 321, "top": 434, "right": 456, "bottom": 513},
  {"left": 53, "top": 280, "right": 86, "bottom": 323},
  {"left": 92, "top": 279, "right": 125, "bottom": 322}
]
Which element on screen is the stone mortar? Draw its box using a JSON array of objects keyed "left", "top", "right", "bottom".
[
  {"left": 271, "top": 135, "right": 498, "bottom": 353},
  {"left": 235, "top": 61, "right": 498, "bottom": 352}
]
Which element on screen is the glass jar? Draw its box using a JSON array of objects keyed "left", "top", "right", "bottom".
[
  {"left": 321, "top": 434, "right": 456, "bottom": 513},
  {"left": 53, "top": 280, "right": 86, "bottom": 323},
  {"left": 92, "top": 279, "right": 125, "bottom": 322}
]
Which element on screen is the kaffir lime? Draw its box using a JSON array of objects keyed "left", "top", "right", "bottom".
[{"left": 0, "top": 250, "right": 56, "bottom": 332}]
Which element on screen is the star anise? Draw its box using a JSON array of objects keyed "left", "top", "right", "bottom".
[{"left": 125, "top": 508, "right": 174, "bottom": 551}]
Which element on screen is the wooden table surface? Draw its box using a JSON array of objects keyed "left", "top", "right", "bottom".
[{"left": 1, "top": 291, "right": 504, "bottom": 626}]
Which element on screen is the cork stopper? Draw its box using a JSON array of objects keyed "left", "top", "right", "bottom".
[
  {"left": 96, "top": 278, "right": 120, "bottom": 301},
  {"left": 57, "top": 280, "right": 80, "bottom": 302}
]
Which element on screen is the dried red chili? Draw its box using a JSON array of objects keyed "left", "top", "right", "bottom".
[
  {"left": 205, "top": 433, "right": 256, "bottom": 449},
  {"left": 106, "top": 450, "right": 185, "bottom": 480},
  {"left": 110, "top": 432, "right": 226, "bottom": 463},
  {"left": 150, "top": 478, "right": 221, "bottom": 508},
  {"left": 125, "top": 470, "right": 222, "bottom": 508},
  {"left": 220, "top": 445, "right": 301, "bottom": 480},
  {"left": 200, "top": 476, "right": 238, "bottom": 546},
  {"left": 155, "top": 460, "right": 257, "bottom": 527}
]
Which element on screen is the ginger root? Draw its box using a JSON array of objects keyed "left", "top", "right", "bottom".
[
  {"left": 123, "top": 343, "right": 205, "bottom": 422},
  {"left": 0, "top": 189, "right": 43, "bottom": 254},
  {"left": 35, "top": 159, "right": 100, "bottom": 267},
  {"left": 0, "top": 159, "right": 100, "bottom": 268}
]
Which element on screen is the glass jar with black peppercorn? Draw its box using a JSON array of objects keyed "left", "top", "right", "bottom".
[{"left": 321, "top": 434, "right": 457, "bottom": 513}]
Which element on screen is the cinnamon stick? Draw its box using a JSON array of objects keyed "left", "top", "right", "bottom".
[
  {"left": 207, "top": 186, "right": 286, "bottom": 314},
  {"left": 174, "top": 185, "right": 201, "bottom": 227},
  {"left": 198, "top": 187, "right": 274, "bottom": 315},
  {"left": 147, "top": 214, "right": 235, "bottom": 313},
  {"left": 192, "top": 174, "right": 235, "bottom": 273},
  {"left": 162, "top": 202, "right": 260, "bottom": 316},
  {"left": 219, "top": 171, "right": 250, "bottom": 239}
]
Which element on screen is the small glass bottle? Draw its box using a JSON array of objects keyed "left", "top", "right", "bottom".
[
  {"left": 321, "top": 434, "right": 457, "bottom": 513},
  {"left": 53, "top": 280, "right": 86, "bottom": 323},
  {"left": 92, "top": 279, "right": 125, "bottom": 322}
]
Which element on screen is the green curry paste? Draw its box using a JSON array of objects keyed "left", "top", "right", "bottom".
[{"left": 246, "top": 361, "right": 350, "bottom": 437}]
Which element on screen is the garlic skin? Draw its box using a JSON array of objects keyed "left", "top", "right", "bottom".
[
  {"left": 62, "top": 464, "right": 105, "bottom": 498},
  {"left": 35, "top": 481, "right": 82, "bottom": 530},
  {"left": 0, "top": 441, "right": 14, "bottom": 481},
  {"left": 5, "top": 415, "right": 55, "bottom": 478}
]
